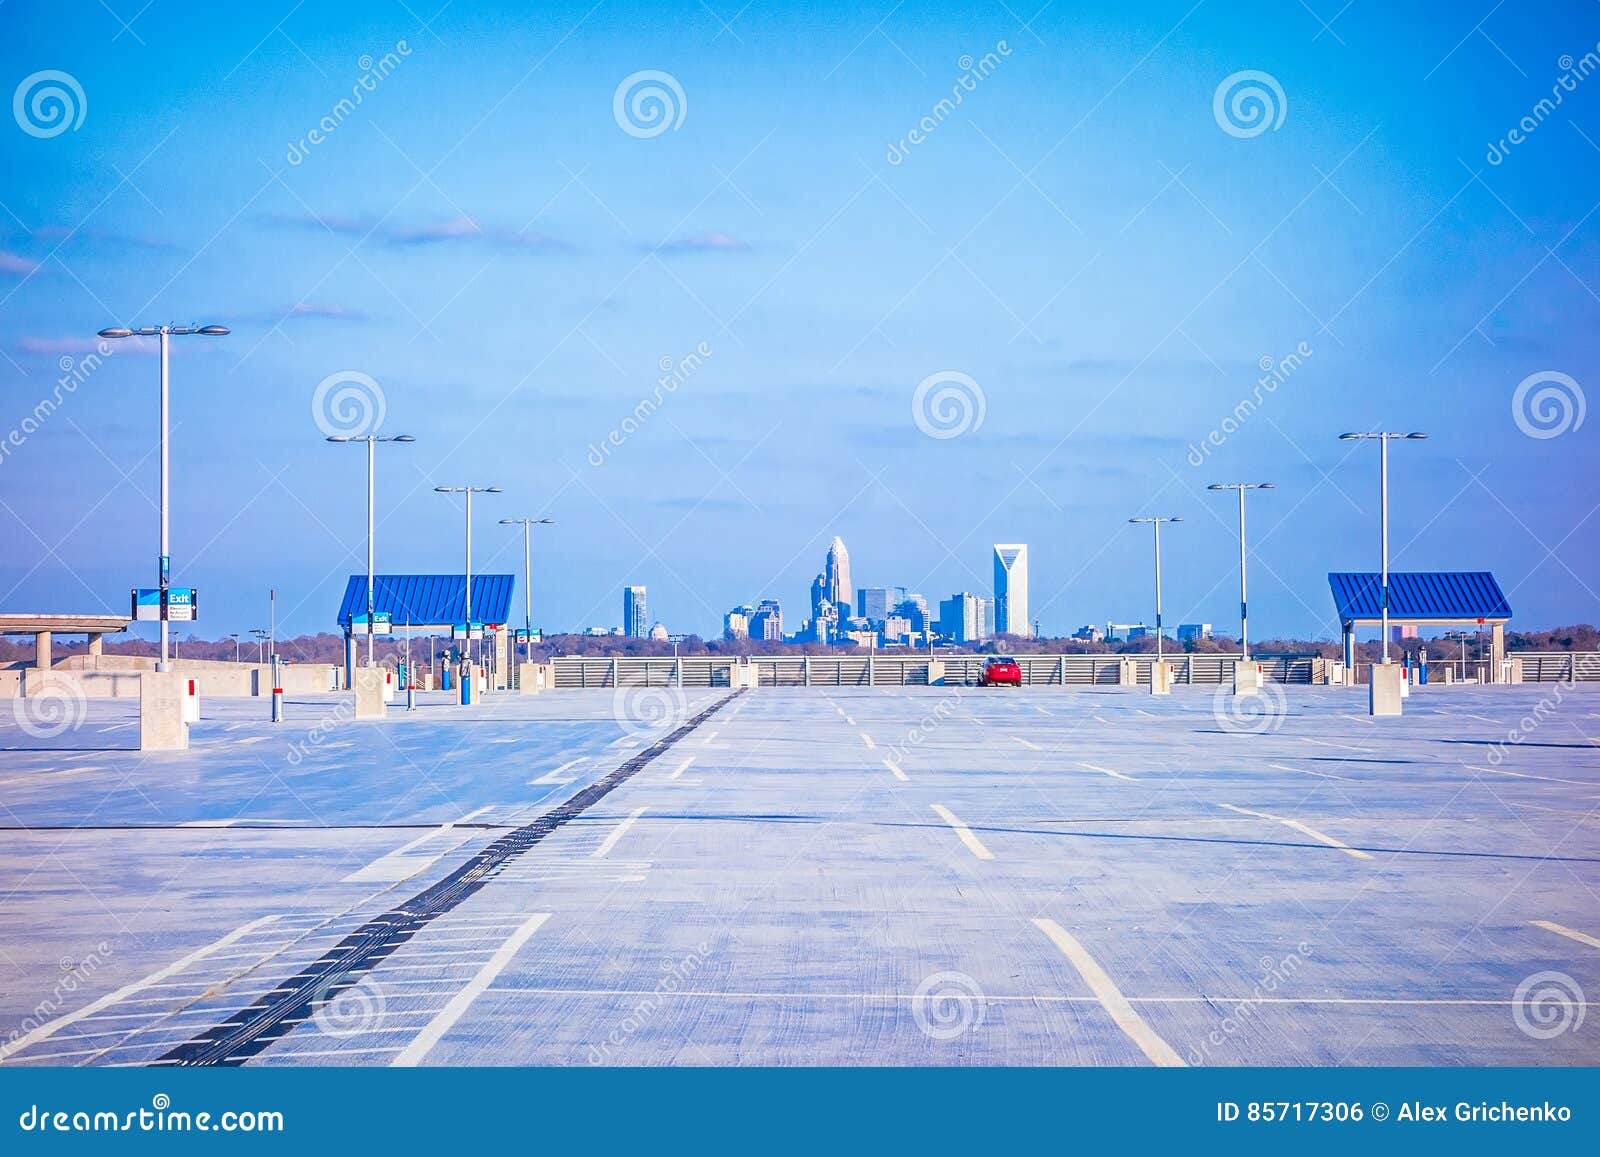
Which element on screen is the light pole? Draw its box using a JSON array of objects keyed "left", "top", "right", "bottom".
[
  {"left": 1207, "top": 483, "right": 1274, "bottom": 663},
  {"left": 436, "top": 486, "right": 502, "bottom": 661},
  {"left": 97, "top": 323, "right": 229, "bottom": 671},
  {"left": 228, "top": 632, "right": 241, "bottom": 663},
  {"left": 1339, "top": 432, "right": 1427, "bottom": 664},
  {"left": 1128, "top": 516, "right": 1182, "bottom": 666},
  {"left": 250, "top": 628, "right": 268, "bottom": 664},
  {"left": 498, "top": 517, "right": 554, "bottom": 657},
  {"left": 328, "top": 434, "right": 415, "bottom": 667},
  {"left": 1445, "top": 629, "right": 1471, "bottom": 681}
]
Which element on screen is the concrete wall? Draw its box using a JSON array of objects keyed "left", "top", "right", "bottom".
[{"left": 1, "top": 654, "right": 343, "bottom": 699}]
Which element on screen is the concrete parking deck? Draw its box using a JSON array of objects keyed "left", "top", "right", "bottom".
[{"left": 0, "top": 684, "right": 1595, "bottom": 1066}]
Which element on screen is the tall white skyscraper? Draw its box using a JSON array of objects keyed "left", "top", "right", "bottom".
[
  {"left": 993, "top": 544, "right": 1029, "bottom": 637},
  {"left": 825, "top": 536, "right": 852, "bottom": 613},
  {"left": 623, "top": 585, "right": 648, "bottom": 638}
]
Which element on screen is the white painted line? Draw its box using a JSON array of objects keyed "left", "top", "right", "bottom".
[
  {"left": 0, "top": 915, "right": 280, "bottom": 1063},
  {"left": 844, "top": 716, "right": 856, "bottom": 726},
  {"left": 592, "top": 807, "right": 648, "bottom": 858},
  {"left": 489, "top": 738, "right": 519, "bottom": 745},
  {"left": 1530, "top": 920, "right": 1600, "bottom": 950},
  {"left": 1078, "top": 761, "right": 1137, "bottom": 782},
  {"left": 1465, "top": 764, "right": 1592, "bottom": 787},
  {"left": 701, "top": 730, "right": 720, "bottom": 745},
  {"left": 1033, "top": 706, "right": 1051, "bottom": 715},
  {"left": 224, "top": 723, "right": 249, "bottom": 732},
  {"left": 1092, "top": 715, "right": 1111, "bottom": 725},
  {"left": 1270, "top": 762, "right": 1355, "bottom": 782},
  {"left": 1012, "top": 736, "right": 1042, "bottom": 751},
  {"left": 530, "top": 758, "right": 585, "bottom": 785},
  {"left": 667, "top": 756, "right": 695, "bottom": 780},
  {"left": 967, "top": 716, "right": 985, "bottom": 727},
  {"left": 342, "top": 807, "right": 491, "bottom": 883},
  {"left": 859, "top": 731, "right": 876, "bottom": 749},
  {"left": 234, "top": 736, "right": 267, "bottom": 747},
  {"left": 882, "top": 757, "right": 909, "bottom": 782},
  {"left": 180, "top": 819, "right": 239, "bottom": 828},
  {"left": 1300, "top": 737, "right": 1373, "bottom": 754},
  {"left": 392, "top": 912, "right": 550, "bottom": 1066},
  {"left": 1032, "top": 918, "right": 1185, "bottom": 1067},
  {"left": 1219, "top": 803, "right": 1373, "bottom": 861},
  {"left": 931, "top": 804, "right": 994, "bottom": 861},
  {"left": 1137, "top": 709, "right": 1156, "bottom": 718}
]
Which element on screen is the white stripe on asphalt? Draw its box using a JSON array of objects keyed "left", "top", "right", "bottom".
[
  {"left": 0, "top": 915, "right": 281, "bottom": 1063},
  {"left": 1465, "top": 764, "right": 1592, "bottom": 787},
  {"left": 930, "top": 804, "right": 994, "bottom": 860},
  {"left": 883, "top": 757, "right": 909, "bottom": 782},
  {"left": 1032, "top": 917, "right": 1185, "bottom": 1067},
  {"left": 1530, "top": 920, "right": 1600, "bottom": 950},
  {"left": 530, "top": 758, "right": 584, "bottom": 784},
  {"left": 343, "top": 807, "right": 492, "bottom": 883},
  {"left": 1012, "top": 736, "right": 1042, "bottom": 750},
  {"left": 592, "top": 808, "right": 647, "bottom": 858},
  {"left": 667, "top": 756, "right": 695, "bottom": 780},
  {"left": 1078, "top": 761, "right": 1137, "bottom": 782},
  {"left": 391, "top": 912, "right": 551, "bottom": 1067},
  {"left": 1270, "top": 762, "right": 1355, "bottom": 782},
  {"left": 859, "top": 731, "right": 876, "bottom": 749},
  {"left": 1219, "top": 803, "right": 1373, "bottom": 861}
]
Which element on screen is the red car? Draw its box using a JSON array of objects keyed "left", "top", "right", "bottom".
[{"left": 980, "top": 656, "right": 1022, "bottom": 686}]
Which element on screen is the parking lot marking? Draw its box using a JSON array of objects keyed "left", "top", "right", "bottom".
[
  {"left": 1270, "top": 762, "right": 1355, "bottom": 782},
  {"left": 931, "top": 804, "right": 994, "bottom": 860},
  {"left": 1465, "top": 764, "right": 1592, "bottom": 787},
  {"left": 1530, "top": 920, "right": 1600, "bottom": 950},
  {"left": 531, "top": 758, "right": 585, "bottom": 784},
  {"left": 860, "top": 731, "right": 876, "bottom": 749},
  {"left": 391, "top": 912, "right": 552, "bottom": 1067},
  {"left": 1012, "top": 736, "right": 1042, "bottom": 750},
  {"left": 701, "top": 730, "right": 720, "bottom": 745},
  {"left": 883, "top": 757, "right": 909, "bottom": 782},
  {"left": 1078, "top": 761, "right": 1137, "bottom": 782},
  {"left": 667, "top": 756, "right": 695, "bottom": 780},
  {"left": 234, "top": 736, "right": 267, "bottom": 746},
  {"left": 592, "top": 807, "right": 648, "bottom": 858},
  {"left": 1219, "top": 803, "right": 1373, "bottom": 860},
  {"left": 1301, "top": 737, "right": 1373, "bottom": 755},
  {"left": 1032, "top": 918, "right": 1185, "bottom": 1067},
  {"left": 343, "top": 807, "right": 492, "bottom": 883},
  {"left": 0, "top": 915, "right": 281, "bottom": 1063}
]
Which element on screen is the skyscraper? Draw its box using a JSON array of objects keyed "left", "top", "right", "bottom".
[
  {"left": 993, "top": 545, "right": 1029, "bottom": 637},
  {"left": 825, "top": 536, "right": 852, "bottom": 612},
  {"left": 938, "top": 593, "right": 981, "bottom": 644},
  {"left": 749, "top": 599, "right": 783, "bottom": 640},
  {"left": 623, "top": 585, "right": 648, "bottom": 638}
]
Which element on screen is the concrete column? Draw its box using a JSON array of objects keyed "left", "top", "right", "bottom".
[
  {"left": 1118, "top": 657, "right": 1136, "bottom": 686},
  {"left": 1490, "top": 623, "right": 1506, "bottom": 680},
  {"left": 1151, "top": 661, "right": 1174, "bottom": 695},
  {"left": 33, "top": 630, "right": 52, "bottom": 670},
  {"left": 139, "top": 671, "right": 189, "bottom": 751},
  {"left": 87, "top": 633, "right": 103, "bottom": 658},
  {"left": 352, "top": 667, "right": 387, "bottom": 720},
  {"left": 1369, "top": 663, "right": 1404, "bottom": 716},
  {"left": 494, "top": 629, "right": 509, "bottom": 690},
  {"left": 518, "top": 662, "right": 543, "bottom": 694},
  {"left": 1342, "top": 625, "right": 1355, "bottom": 671},
  {"left": 1231, "top": 659, "right": 1263, "bottom": 696},
  {"left": 927, "top": 658, "right": 945, "bottom": 686}
]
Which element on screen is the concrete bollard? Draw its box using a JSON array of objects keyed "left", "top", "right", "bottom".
[
  {"left": 1231, "top": 660, "right": 1264, "bottom": 696},
  {"left": 381, "top": 668, "right": 395, "bottom": 703},
  {"left": 140, "top": 671, "right": 190, "bottom": 751},
  {"left": 1118, "top": 657, "right": 1137, "bottom": 686},
  {"left": 1150, "top": 661, "right": 1174, "bottom": 696},
  {"left": 517, "top": 662, "right": 542, "bottom": 695},
  {"left": 182, "top": 678, "right": 200, "bottom": 723},
  {"left": 353, "top": 667, "right": 388, "bottom": 720},
  {"left": 926, "top": 659, "right": 945, "bottom": 687},
  {"left": 1325, "top": 661, "right": 1346, "bottom": 687},
  {"left": 1369, "top": 663, "right": 1404, "bottom": 716}
]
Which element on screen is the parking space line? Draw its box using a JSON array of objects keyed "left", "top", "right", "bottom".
[
  {"left": 859, "top": 731, "right": 876, "bottom": 749},
  {"left": 0, "top": 915, "right": 281, "bottom": 1063},
  {"left": 392, "top": 912, "right": 551, "bottom": 1066},
  {"left": 234, "top": 736, "right": 267, "bottom": 747},
  {"left": 1218, "top": 803, "right": 1373, "bottom": 861},
  {"left": 531, "top": 758, "right": 585, "bottom": 785},
  {"left": 882, "top": 757, "right": 909, "bottom": 782},
  {"left": 1530, "top": 920, "right": 1600, "bottom": 950},
  {"left": 343, "top": 806, "right": 493, "bottom": 883},
  {"left": 701, "top": 730, "right": 720, "bottom": 745},
  {"left": 930, "top": 804, "right": 994, "bottom": 860},
  {"left": 1270, "top": 762, "right": 1355, "bottom": 782},
  {"left": 1078, "top": 761, "right": 1137, "bottom": 782},
  {"left": 667, "top": 756, "right": 695, "bottom": 780},
  {"left": 1301, "top": 737, "right": 1373, "bottom": 754},
  {"left": 1465, "top": 764, "right": 1592, "bottom": 787},
  {"left": 1032, "top": 918, "right": 1185, "bottom": 1067},
  {"left": 592, "top": 808, "right": 648, "bottom": 858},
  {"left": 1012, "top": 736, "right": 1042, "bottom": 750}
]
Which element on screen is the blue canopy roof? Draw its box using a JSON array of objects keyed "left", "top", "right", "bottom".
[
  {"left": 336, "top": 574, "right": 515, "bottom": 629},
  {"left": 1328, "top": 572, "right": 1511, "bottom": 623}
]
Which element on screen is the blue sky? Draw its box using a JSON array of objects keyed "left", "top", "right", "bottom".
[{"left": 1, "top": 0, "right": 1595, "bottom": 641}]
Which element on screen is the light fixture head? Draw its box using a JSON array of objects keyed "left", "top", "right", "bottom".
[
  {"left": 197, "top": 325, "right": 229, "bottom": 336},
  {"left": 97, "top": 327, "right": 134, "bottom": 339}
]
